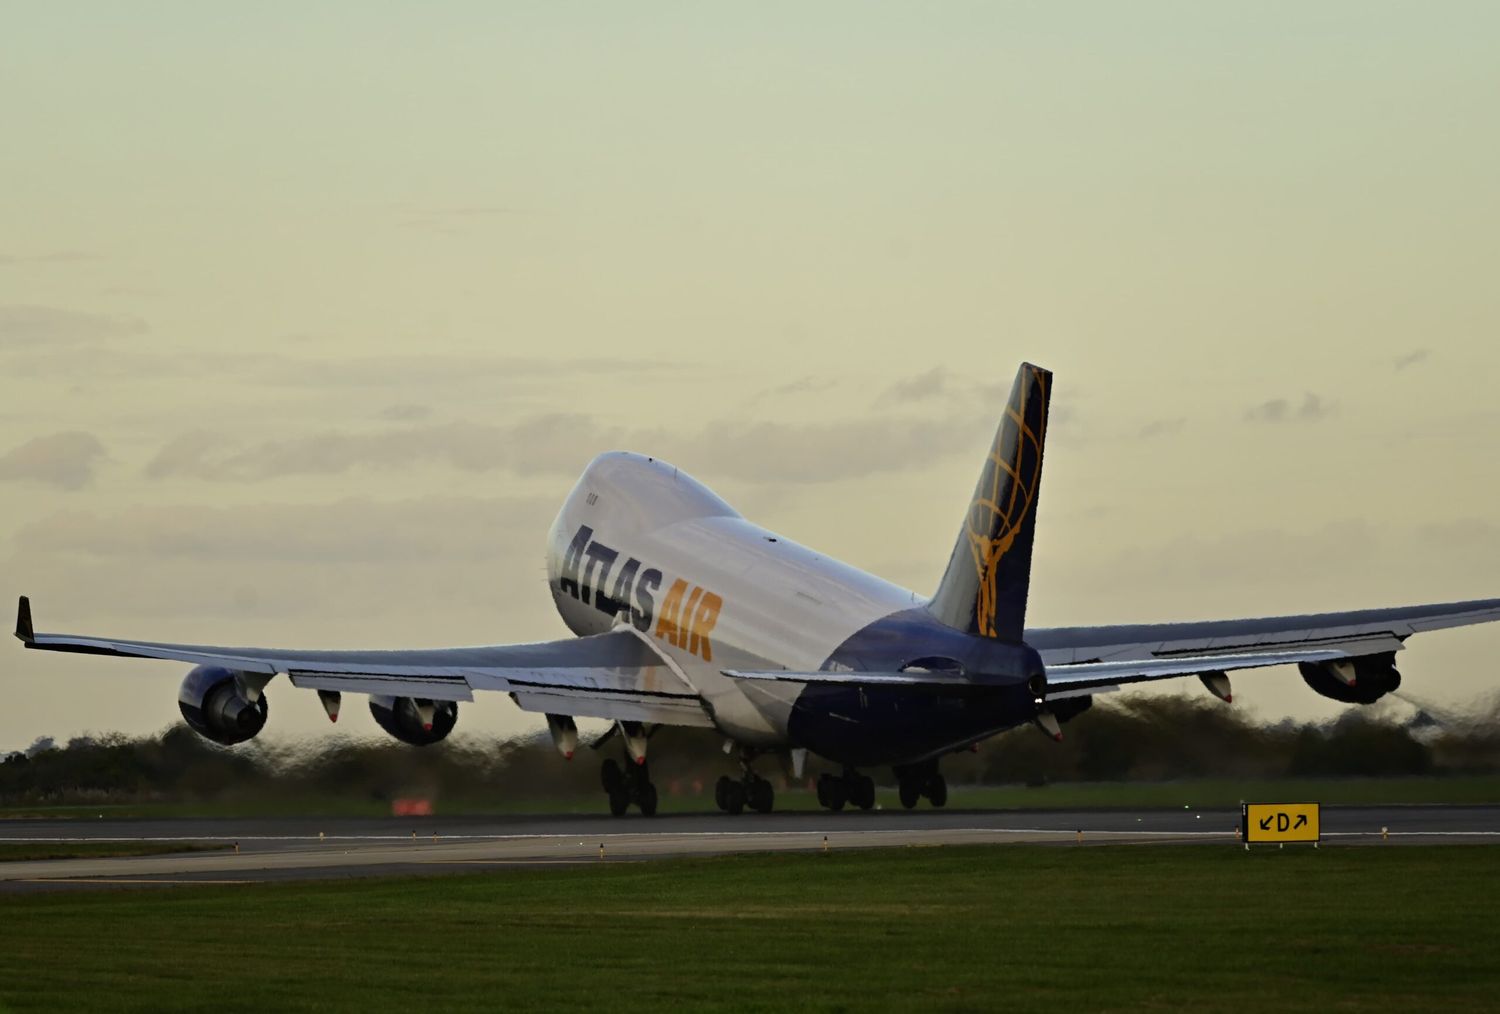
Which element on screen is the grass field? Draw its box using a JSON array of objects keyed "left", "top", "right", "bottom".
[
  {"left": 0, "top": 844, "right": 1496, "bottom": 1012},
  {"left": 5, "top": 773, "right": 1499, "bottom": 821}
]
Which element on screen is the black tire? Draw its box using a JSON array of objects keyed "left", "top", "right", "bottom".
[
  {"left": 725, "top": 781, "right": 746, "bottom": 815},
  {"left": 852, "top": 774, "right": 876, "bottom": 811},
  {"left": 748, "top": 778, "right": 774, "bottom": 814},
  {"left": 825, "top": 778, "right": 847, "bottom": 812},
  {"left": 927, "top": 774, "right": 948, "bottom": 808},
  {"left": 715, "top": 775, "right": 733, "bottom": 812},
  {"left": 607, "top": 786, "right": 630, "bottom": 817},
  {"left": 816, "top": 774, "right": 831, "bottom": 809},
  {"left": 601, "top": 759, "right": 623, "bottom": 794},
  {"left": 639, "top": 782, "right": 659, "bottom": 817},
  {"left": 898, "top": 778, "right": 921, "bottom": 810}
]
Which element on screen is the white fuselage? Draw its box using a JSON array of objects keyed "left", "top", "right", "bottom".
[{"left": 544, "top": 452, "right": 919, "bottom": 746}]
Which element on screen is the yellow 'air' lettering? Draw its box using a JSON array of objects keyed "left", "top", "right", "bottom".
[
  {"left": 691, "top": 592, "right": 723, "bottom": 661},
  {"left": 655, "top": 579, "right": 688, "bottom": 647},
  {"left": 681, "top": 586, "right": 705, "bottom": 655}
]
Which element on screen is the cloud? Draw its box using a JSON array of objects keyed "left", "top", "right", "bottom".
[
  {"left": 0, "top": 305, "right": 146, "bottom": 347},
  {"left": 880, "top": 368, "right": 953, "bottom": 402},
  {"left": 378, "top": 403, "right": 432, "bottom": 422},
  {"left": 0, "top": 432, "right": 107, "bottom": 489},
  {"left": 18, "top": 496, "right": 550, "bottom": 565},
  {"left": 655, "top": 416, "right": 975, "bottom": 483},
  {"left": 1394, "top": 349, "right": 1430, "bottom": 371},
  {"left": 1139, "top": 418, "right": 1186, "bottom": 439},
  {"left": 144, "top": 410, "right": 980, "bottom": 487},
  {"left": 4, "top": 347, "right": 676, "bottom": 390},
  {"left": 145, "top": 417, "right": 617, "bottom": 481},
  {"left": 1244, "top": 392, "right": 1335, "bottom": 424},
  {"left": 760, "top": 376, "right": 836, "bottom": 398},
  {"left": 0, "top": 252, "right": 99, "bottom": 267}
]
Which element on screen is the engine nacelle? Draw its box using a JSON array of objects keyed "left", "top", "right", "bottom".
[
  {"left": 1298, "top": 652, "right": 1402, "bottom": 705},
  {"left": 178, "top": 665, "right": 269, "bottom": 746},
  {"left": 369, "top": 695, "right": 458, "bottom": 746}
]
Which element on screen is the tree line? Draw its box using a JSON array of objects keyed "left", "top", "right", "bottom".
[{"left": 3, "top": 694, "right": 1497, "bottom": 806}]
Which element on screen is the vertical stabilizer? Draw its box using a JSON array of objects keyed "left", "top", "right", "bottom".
[{"left": 927, "top": 363, "right": 1052, "bottom": 641}]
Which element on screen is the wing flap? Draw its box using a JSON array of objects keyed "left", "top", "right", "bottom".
[
  {"left": 287, "top": 672, "right": 475, "bottom": 702},
  {"left": 510, "top": 689, "right": 716, "bottom": 728},
  {"left": 1044, "top": 648, "right": 1346, "bottom": 693}
]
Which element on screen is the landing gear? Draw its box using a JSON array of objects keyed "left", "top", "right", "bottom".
[
  {"left": 817, "top": 769, "right": 876, "bottom": 812},
  {"left": 715, "top": 775, "right": 746, "bottom": 814},
  {"left": 601, "top": 756, "right": 658, "bottom": 817},
  {"left": 895, "top": 761, "right": 947, "bottom": 809},
  {"left": 816, "top": 772, "right": 846, "bottom": 811},
  {"left": 715, "top": 751, "right": 776, "bottom": 815}
]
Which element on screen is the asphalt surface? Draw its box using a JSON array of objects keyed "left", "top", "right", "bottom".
[{"left": 2, "top": 805, "right": 1496, "bottom": 892}]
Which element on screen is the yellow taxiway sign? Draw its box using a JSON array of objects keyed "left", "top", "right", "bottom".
[{"left": 1242, "top": 802, "right": 1320, "bottom": 844}]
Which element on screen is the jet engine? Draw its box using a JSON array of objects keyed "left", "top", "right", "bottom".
[
  {"left": 1298, "top": 652, "right": 1402, "bottom": 705},
  {"left": 178, "top": 665, "right": 269, "bottom": 746},
  {"left": 369, "top": 695, "right": 458, "bottom": 746}
]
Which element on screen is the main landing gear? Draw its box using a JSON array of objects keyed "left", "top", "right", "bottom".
[
  {"left": 601, "top": 756, "right": 658, "bottom": 817},
  {"left": 894, "top": 761, "right": 947, "bottom": 809},
  {"left": 816, "top": 769, "right": 876, "bottom": 812},
  {"left": 715, "top": 748, "right": 776, "bottom": 814}
]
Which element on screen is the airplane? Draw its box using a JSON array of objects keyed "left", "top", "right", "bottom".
[{"left": 14, "top": 363, "right": 1500, "bottom": 815}]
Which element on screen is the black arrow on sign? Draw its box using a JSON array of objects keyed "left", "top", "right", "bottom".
[
  {"left": 1259, "top": 816, "right": 1272, "bottom": 830},
  {"left": 1294, "top": 814, "right": 1308, "bottom": 829}
]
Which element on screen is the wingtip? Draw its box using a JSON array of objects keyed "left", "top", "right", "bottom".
[{"left": 15, "top": 596, "right": 33, "bottom": 644}]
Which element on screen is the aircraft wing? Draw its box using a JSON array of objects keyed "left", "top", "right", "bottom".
[
  {"left": 13, "top": 597, "right": 714, "bottom": 728},
  {"left": 1027, "top": 598, "right": 1500, "bottom": 666}
]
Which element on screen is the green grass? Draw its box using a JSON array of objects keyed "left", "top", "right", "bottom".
[
  {"left": 0, "top": 844, "right": 1496, "bottom": 1012},
  {"left": 0, "top": 841, "right": 227, "bottom": 862},
  {"left": 4, "top": 774, "right": 1498, "bottom": 820}
]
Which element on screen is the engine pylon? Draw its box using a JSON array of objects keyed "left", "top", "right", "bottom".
[
  {"left": 317, "top": 689, "right": 342, "bottom": 723},
  {"left": 620, "top": 721, "right": 649, "bottom": 766},
  {"left": 1198, "top": 671, "right": 1233, "bottom": 703},
  {"left": 412, "top": 698, "right": 437, "bottom": 732},
  {"left": 546, "top": 713, "right": 579, "bottom": 760},
  {"left": 1033, "top": 710, "right": 1064, "bottom": 742}
]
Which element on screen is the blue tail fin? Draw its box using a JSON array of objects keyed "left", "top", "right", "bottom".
[{"left": 927, "top": 363, "right": 1052, "bottom": 641}]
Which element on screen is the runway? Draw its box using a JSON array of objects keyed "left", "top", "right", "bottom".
[{"left": 3, "top": 805, "right": 1497, "bottom": 892}]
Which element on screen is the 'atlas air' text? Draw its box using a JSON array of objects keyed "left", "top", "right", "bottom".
[{"left": 558, "top": 526, "right": 723, "bottom": 662}]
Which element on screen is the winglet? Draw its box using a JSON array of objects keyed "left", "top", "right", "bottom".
[{"left": 15, "top": 596, "right": 34, "bottom": 644}]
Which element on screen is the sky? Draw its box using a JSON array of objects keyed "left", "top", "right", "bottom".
[{"left": 3, "top": 2, "right": 1498, "bottom": 752}]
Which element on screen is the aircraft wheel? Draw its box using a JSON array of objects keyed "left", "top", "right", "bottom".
[
  {"left": 820, "top": 774, "right": 847, "bottom": 812},
  {"left": 898, "top": 778, "right": 921, "bottom": 810},
  {"left": 724, "top": 780, "right": 746, "bottom": 815},
  {"left": 607, "top": 786, "right": 630, "bottom": 817},
  {"left": 639, "top": 782, "right": 659, "bottom": 817},
  {"left": 601, "top": 758, "right": 623, "bottom": 794},
  {"left": 852, "top": 774, "right": 876, "bottom": 811},
  {"left": 747, "top": 778, "right": 774, "bottom": 814},
  {"left": 715, "top": 775, "right": 733, "bottom": 812},
  {"left": 926, "top": 774, "right": 948, "bottom": 808}
]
